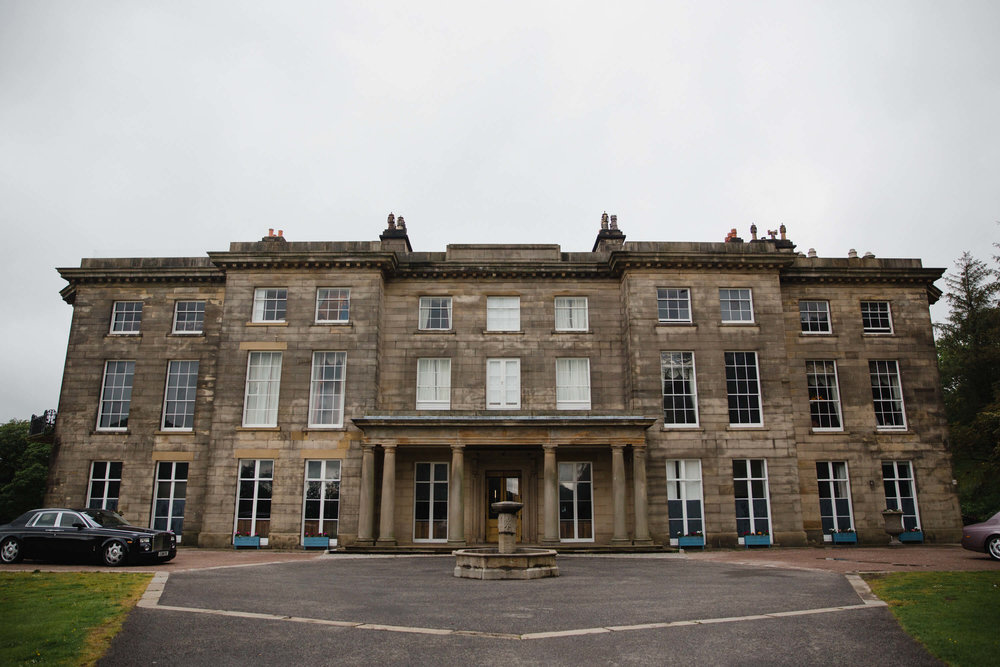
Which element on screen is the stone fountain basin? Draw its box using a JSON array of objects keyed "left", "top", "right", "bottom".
[{"left": 453, "top": 547, "right": 560, "bottom": 580}]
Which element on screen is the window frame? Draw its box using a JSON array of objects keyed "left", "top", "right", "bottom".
[
  {"left": 657, "top": 288, "right": 692, "bottom": 323},
  {"left": 869, "top": 359, "right": 907, "bottom": 430},
  {"left": 416, "top": 358, "right": 451, "bottom": 410},
  {"left": 252, "top": 288, "right": 287, "bottom": 323},
  {"left": 242, "top": 351, "right": 282, "bottom": 427},
  {"left": 486, "top": 296, "right": 521, "bottom": 332},
  {"left": 816, "top": 461, "right": 854, "bottom": 537},
  {"left": 235, "top": 459, "right": 273, "bottom": 540},
  {"left": 554, "top": 296, "right": 589, "bottom": 332},
  {"left": 719, "top": 288, "right": 754, "bottom": 324},
  {"left": 151, "top": 461, "right": 188, "bottom": 541},
  {"left": 418, "top": 296, "right": 452, "bottom": 331},
  {"left": 308, "top": 351, "right": 347, "bottom": 428},
  {"left": 733, "top": 458, "right": 772, "bottom": 542},
  {"left": 882, "top": 460, "right": 921, "bottom": 530},
  {"left": 413, "top": 462, "right": 449, "bottom": 542},
  {"left": 87, "top": 461, "right": 123, "bottom": 511},
  {"left": 302, "top": 459, "right": 341, "bottom": 544},
  {"left": 97, "top": 360, "right": 135, "bottom": 431},
  {"left": 109, "top": 301, "right": 143, "bottom": 334},
  {"left": 558, "top": 461, "right": 595, "bottom": 542},
  {"left": 161, "top": 360, "right": 199, "bottom": 431},
  {"left": 486, "top": 358, "right": 521, "bottom": 409},
  {"left": 806, "top": 360, "right": 843, "bottom": 431},
  {"left": 555, "top": 358, "right": 591, "bottom": 410},
  {"left": 724, "top": 351, "right": 763, "bottom": 427},
  {"left": 666, "top": 459, "right": 704, "bottom": 543},
  {"left": 172, "top": 300, "right": 205, "bottom": 334},
  {"left": 315, "top": 288, "right": 350, "bottom": 324},
  {"left": 799, "top": 300, "right": 832, "bottom": 334},
  {"left": 661, "top": 351, "right": 699, "bottom": 427},
  {"left": 861, "top": 301, "right": 893, "bottom": 334}
]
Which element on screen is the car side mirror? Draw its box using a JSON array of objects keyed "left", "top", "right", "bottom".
[{"left": 73, "top": 523, "right": 85, "bottom": 530}]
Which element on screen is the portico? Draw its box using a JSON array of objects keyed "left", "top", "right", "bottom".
[{"left": 351, "top": 415, "right": 657, "bottom": 548}]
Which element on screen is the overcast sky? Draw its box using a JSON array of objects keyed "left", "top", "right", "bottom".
[{"left": 1, "top": 1, "right": 998, "bottom": 423}]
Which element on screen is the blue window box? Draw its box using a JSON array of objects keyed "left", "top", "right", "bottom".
[
  {"left": 899, "top": 530, "right": 924, "bottom": 543},
  {"left": 743, "top": 534, "right": 771, "bottom": 547},
  {"left": 233, "top": 536, "right": 260, "bottom": 549},
  {"left": 303, "top": 536, "right": 332, "bottom": 549},
  {"left": 832, "top": 532, "right": 858, "bottom": 544},
  {"left": 678, "top": 535, "right": 705, "bottom": 548}
]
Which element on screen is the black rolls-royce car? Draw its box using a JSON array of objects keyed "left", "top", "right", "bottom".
[{"left": 0, "top": 508, "right": 176, "bottom": 566}]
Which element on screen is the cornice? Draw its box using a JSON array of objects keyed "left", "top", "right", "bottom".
[
  {"left": 206, "top": 251, "right": 399, "bottom": 273},
  {"left": 352, "top": 414, "right": 658, "bottom": 429},
  {"left": 57, "top": 265, "right": 225, "bottom": 303}
]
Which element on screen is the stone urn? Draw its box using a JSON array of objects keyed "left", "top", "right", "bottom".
[{"left": 882, "top": 509, "right": 905, "bottom": 546}]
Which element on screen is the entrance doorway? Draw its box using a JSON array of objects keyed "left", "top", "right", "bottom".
[{"left": 485, "top": 472, "right": 522, "bottom": 543}]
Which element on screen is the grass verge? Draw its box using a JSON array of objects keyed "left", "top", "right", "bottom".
[
  {"left": 0, "top": 571, "right": 152, "bottom": 666},
  {"left": 865, "top": 571, "right": 1000, "bottom": 666}
]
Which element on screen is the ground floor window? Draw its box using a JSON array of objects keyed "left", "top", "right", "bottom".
[
  {"left": 414, "top": 462, "right": 448, "bottom": 541},
  {"left": 882, "top": 460, "right": 921, "bottom": 530},
  {"left": 303, "top": 459, "right": 340, "bottom": 542},
  {"left": 666, "top": 459, "right": 703, "bottom": 541},
  {"left": 733, "top": 459, "right": 771, "bottom": 540},
  {"left": 236, "top": 459, "right": 273, "bottom": 539},
  {"left": 87, "top": 461, "right": 122, "bottom": 510},
  {"left": 559, "top": 462, "right": 594, "bottom": 541},
  {"left": 152, "top": 461, "right": 188, "bottom": 541},
  {"left": 816, "top": 461, "right": 853, "bottom": 536}
]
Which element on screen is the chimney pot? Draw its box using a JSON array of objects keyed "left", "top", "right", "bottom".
[
  {"left": 807, "top": 248, "right": 817, "bottom": 258},
  {"left": 848, "top": 248, "right": 858, "bottom": 258}
]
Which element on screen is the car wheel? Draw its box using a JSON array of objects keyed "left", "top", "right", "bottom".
[
  {"left": 0, "top": 537, "right": 23, "bottom": 564},
  {"left": 102, "top": 541, "right": 127, "bottom": 566},
  {"left": 988, "top": 535, "right": 1000, "bottom": 561}
]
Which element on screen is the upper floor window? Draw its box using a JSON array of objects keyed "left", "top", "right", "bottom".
[
  {"left": 554, "top": 297, "right": 588, "bottom": 331},
  {"left": 661, "top": 352, "right": 698, "bottom": 426},
  {"left": 110, "top": 301, "right": 143, "bottom": 334},
  {"left": 486, "top": 296, "right": 520, "bottom": 332},
  {"left": 719, "top": 289, "right": 754, "bottom": 323},
  {"left": 162, "top": 360, "right": 199, "bottom": 430},
  {"left": 486, "top": 358, "right": 520, "bottom": 409},
  {"left": 309, "top": 352, "right": 347, "bottom": 427},
  {"left": 316, "top": 288, "right": 350, "bottom": 323},
  {"left": 806, "top": 360, "right": 842, "bottom": 430},
  {"left": 556, "top": 358, "right": 591, "bottom": 409},
  {"left": 657, "top": 288, "right": 691, "bottom": 323},
  {"left": 799, "top": 300, "right": 831, "bottom": 334},
  {"left": 243, "top": 351, "right": 282, "bottom": 427},
  {"left": 870, "top": 360, "right": 906, "bottom": 430},
  {"left": 419, "top": 297, "right": 452, "bottom": 330},
  {"left": 97, "top": 360, "right": 134, "bottom": 430},
  {"left": 172, "top": 301, "right": 205, "bottom": 334},
  {"left": 416, "top": 358, "right": 451, "bottom": 409},
  {"left": 861, "top": 301, "right": 893, "bottom": 334},
  {"left": 88, "top": 461, "right": 123, "bottom": 511},
  {"left": 252, "top": 288, "right": 287, "bottom": 323},
  {"left": 724, "top": 351, "right": 762, "bottom": 426}
]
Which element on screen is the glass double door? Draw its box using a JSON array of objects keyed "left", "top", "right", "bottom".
[{"left": 485, "top": 472, "right": 522, "bottom": 543}]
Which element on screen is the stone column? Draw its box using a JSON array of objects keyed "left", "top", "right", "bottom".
[
  {"left": 632, "top": 445, "right": 653, "bottom": 545},
  {"left": 541, "top": 444, "right": 560, "bottom": 545},
  {"left": 356, "top": 444, "right": 375, "bottom": 545},
  {"left": 376, "top": 444, "right": 397, "bottom": 546},
  {"left": 611, "top": 444, "right": 630, "bottom": 545},
  {"left": 447, "top": 444, "right": 466, "bottom": 546}
]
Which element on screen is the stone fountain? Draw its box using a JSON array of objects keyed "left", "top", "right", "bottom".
[{"left": 453, "top": 501, "right": 559, "bottom": 579}]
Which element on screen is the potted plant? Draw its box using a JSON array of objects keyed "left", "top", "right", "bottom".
[
  {"left": 832, "top": 528, "right": 858, "bottom": 545},
  {"left": 303, "top": 530, "right": 335, "bottom": 549},
  {"left": 677, "top": 530, "right": 705, "bottom": 548},
  {"left": 898, "top": 526, "right": 924, "bottom": 543},
  {"left": 741, "top": 530, "right": 771, "bottom": 547},
  {"left": 233, "top": 530, "right": 260, "bottom": 549}
]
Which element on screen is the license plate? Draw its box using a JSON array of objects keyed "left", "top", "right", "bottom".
[{"left": 157, "top": 551, "right": 168, "bottom": 557}]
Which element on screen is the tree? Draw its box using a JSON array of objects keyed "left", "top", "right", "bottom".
[
  {"left": 936, "top": 252, "right": 1000, "bottom": 521},
  {"left": 0, "top": 419, "right": 51, "bottom": 523}
]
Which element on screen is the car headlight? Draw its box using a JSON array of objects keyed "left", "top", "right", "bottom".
[{"left": 138, "top": 537, "right": 151, "bottom": 551}]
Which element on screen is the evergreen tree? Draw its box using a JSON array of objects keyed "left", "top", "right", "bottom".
[{"left": 0, "top": 419, "right": 51, "bottom": 523}]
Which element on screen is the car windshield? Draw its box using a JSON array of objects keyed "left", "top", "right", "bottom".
[{"left": 82, "top": 509, "right": 129, "bottom": 527}]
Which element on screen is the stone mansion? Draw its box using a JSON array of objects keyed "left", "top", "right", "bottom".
[{"left": 46, "top": 215, "right": 963, "bottom": 549}]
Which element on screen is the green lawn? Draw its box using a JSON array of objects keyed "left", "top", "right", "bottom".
[
  {"left": 865, "top": 571, "right": 1000, "bottom": 666},
  {"left": 0, "top": 571, "right": 151, "bottom": 666}
]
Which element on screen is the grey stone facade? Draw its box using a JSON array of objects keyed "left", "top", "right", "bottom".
[{"left": 47, "top": 221, "right": 963, "bottom": 549}]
